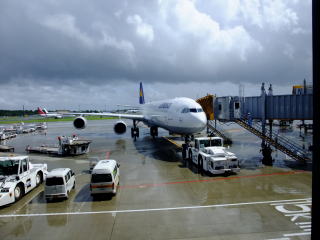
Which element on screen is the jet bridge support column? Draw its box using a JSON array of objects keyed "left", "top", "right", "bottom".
[
  {"left": 260, "top": 83, "right": 273, "bottom": 165},
  {"left": 269, "top": 120, "right": 273, "bottom": 139}
]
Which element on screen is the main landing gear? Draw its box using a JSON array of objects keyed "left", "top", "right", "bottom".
[
  {"left": 131, "top": 121, "right": 159, "bottom": 141},
  {"left": 131, "top": 120, "right": 139, "bottom": 141}
]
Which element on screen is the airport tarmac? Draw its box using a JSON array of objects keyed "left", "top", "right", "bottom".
[{"left": 0, "top": 119, "right": 312, "bottom": 240}]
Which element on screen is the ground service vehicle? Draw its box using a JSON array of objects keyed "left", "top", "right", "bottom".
[
  {"left": 45, "top": 168, "right": 76, "bottom": 201},
  {"left": 186, "top": 137, "right": 240, "bottom": 175},
  {"left": 90, "top": 160, "right": 120, "bottom": 196},
  {"left": 0, "top": 156, "right": 47, "bottom": 206}
]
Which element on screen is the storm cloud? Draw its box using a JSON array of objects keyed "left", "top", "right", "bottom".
[{"left": 0, "top": 0, "right": 312, "bottom": 109}]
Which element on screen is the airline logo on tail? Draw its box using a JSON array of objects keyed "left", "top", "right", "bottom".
[
  {"left": 139, "top": 82, "right": 145, "bottom": 104},
  {"left": 37, "top": 107, "right": 46, "bottom": 116}
]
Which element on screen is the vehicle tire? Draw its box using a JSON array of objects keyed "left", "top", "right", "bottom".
[
  {"left": 14, "top": 184, "right": 23, "bottom": 202},
  {"left": 113, "top": 186, "right": 117, "bottom": 196},
  {"left": 35, "top": 172, "right": 42, "bottom": 187},
  {"left": 65, "top": 191, "right": 69, "bottom": 200}
]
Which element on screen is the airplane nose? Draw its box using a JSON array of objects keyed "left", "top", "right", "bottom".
[
  {"left": 199, "top": 112, "right": 207, "bottom": 127},
  {"left": 192, "top": 112, "right": 207, "bottom": 129}
]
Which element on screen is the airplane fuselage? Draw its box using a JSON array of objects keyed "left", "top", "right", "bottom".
[{"left": 142, "top": 97, "right": 207, "bottom": 135}]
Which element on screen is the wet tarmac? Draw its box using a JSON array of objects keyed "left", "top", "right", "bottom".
[{"left": 0, "top": 119, "right": 312, "bottom": 240}]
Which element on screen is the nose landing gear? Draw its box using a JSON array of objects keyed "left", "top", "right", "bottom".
[
  {"left": 182, "top": 135, "right": 193, "bottom": 161},
  {"left": 131, "top": 120, "right": 139, "bottom": 141},
  {"left": 150, "top": 126, "right": 158, "bottom": 139}
]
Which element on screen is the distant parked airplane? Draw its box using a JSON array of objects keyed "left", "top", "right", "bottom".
[
  {"left": 65, "top": 82, "right": 207, "bottom": 142},
  {"left": 37, "top": 107, "right": 63, "bottom": 119}
]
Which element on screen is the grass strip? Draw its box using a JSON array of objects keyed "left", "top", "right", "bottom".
[{"left": 0, "top": 116, "right": 115, "bottom": 124}]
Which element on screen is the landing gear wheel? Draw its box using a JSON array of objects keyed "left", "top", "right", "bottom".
[
  {"left": 182, "top": 144, "right": 187, "bottom": 160},
  {"left": 131, "top": 127, "right": 139, "bottom": 141},
  {"left": 188, "top": 151, "right": 192, "bottom": 163},
  {"left": 14, "top": 185, "right": 23, "bottom": 202},
  {"left": 150, "top": 126, "right": 158, "bottom": 139}
]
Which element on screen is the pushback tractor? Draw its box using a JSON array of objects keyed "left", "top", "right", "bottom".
[
  {"left": 0, "top": 156, "right": 47, "bottom": 206},
  {"left": 186, "top": 137, "right": 240, "bottom": 175}
]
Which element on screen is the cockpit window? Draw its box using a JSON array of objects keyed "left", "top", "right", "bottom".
[{"left": 181, "top": 108, "right": 204, "bottom": 113}]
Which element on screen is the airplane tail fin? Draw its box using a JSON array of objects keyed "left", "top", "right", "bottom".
[
  {"left": 37, "top": 107, "right": 46, "bottom": 115},
  {"left": 139, "top": 82, "right": 145, "bottom": 104},
  {"left": 43, "top": 108, "right": 49, "bottom": 114}
]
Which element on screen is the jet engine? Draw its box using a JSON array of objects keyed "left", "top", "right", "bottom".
[
  {"left": 73, "top": 117, "right": 87, "bottom": 129},
  {"left": 114, "top": 121, "right": 127, "bottom": 134}
]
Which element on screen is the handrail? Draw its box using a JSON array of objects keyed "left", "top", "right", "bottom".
[
  {"left": 207, "top": 121, "right": 233, "bottom": 144},
  {"left": 239, "top": 118, "right": 308, "bottom": 155},
  {"left": 235, "top": 118, "right": 311, "bottom": 161}
]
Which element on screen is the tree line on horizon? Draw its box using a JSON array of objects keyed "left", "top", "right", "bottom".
[{"left": 0, "top": 109, "right": 103, "bottom": 117}]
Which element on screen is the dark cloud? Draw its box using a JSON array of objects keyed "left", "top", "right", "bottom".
[{"left": 0, "top": 0, "right": 312, "bottom": 109}]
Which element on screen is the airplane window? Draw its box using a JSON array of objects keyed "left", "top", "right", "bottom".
[
  {"left": 197, "top": 108, "right": 204, "bottom": 112},
  {"left": 159, "top": 103, "right": 172, "bottom": 109},
  {"left": 189, "top": 108, "right": 197, "bottom": 112}
]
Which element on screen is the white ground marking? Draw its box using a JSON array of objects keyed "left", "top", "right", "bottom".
[
  {"left": 266, "top": 238, "right": 290, "bottom": 240},
  {"left": 0, "top": 198, "right": 311, "bottom": 218},
  {"left": 283, "top": 232, "right": 311, "bottom": 237}
]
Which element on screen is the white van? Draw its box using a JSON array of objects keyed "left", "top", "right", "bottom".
[
  {"left": 45, "top": 168, "right": 76, "bottom": 201},
  {"left": 90, "top": 160, "right": 120, "bottom": 196}
]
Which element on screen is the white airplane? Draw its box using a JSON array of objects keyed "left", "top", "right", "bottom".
[
  {"left": 69, "top": 82, "right": 207, "bottom": 141},
  {"left": 37, "top": 107, "right": 63, "bottom": 119}
]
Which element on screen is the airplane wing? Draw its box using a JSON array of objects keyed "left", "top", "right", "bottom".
[{"left": 61, "top": 112, "right": 145, "bottom": 121}]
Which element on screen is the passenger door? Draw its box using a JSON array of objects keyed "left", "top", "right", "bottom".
[
  {"left": 20, "top": 159, "right": 32, "bottom": 191},
  {"left": 66, "top": 171, "right": 73, "bottom": 192}
]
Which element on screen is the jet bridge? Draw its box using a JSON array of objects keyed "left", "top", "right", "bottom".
[
  {"left": 198, "top": 83, "right": 313, "bottom": 163},
  {"left": 214, "top": 83, "right": 312, "bottom": 121}
]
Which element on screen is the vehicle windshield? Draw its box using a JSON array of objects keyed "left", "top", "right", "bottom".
[
  {"left": 199, "top": 139, "right": 222, "bottom": 148},
  {"left": 91, "top": 173, "right": 112, "bottom": 183},
  {"left": 0, "top": 160, "right": 19, "bottom": 176},
  {"left": 46, "top": 177, "right": 64, "bottom": 186}
]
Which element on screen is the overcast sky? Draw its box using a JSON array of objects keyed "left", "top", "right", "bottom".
[{"left": 0, "top": 0, "right": 312, "bottom": 110}]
